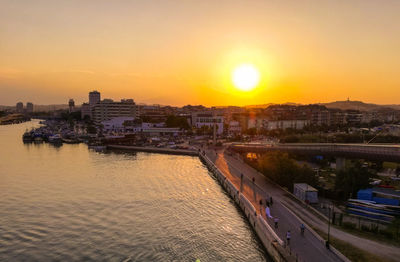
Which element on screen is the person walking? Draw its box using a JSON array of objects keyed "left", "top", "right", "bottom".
[
  {"left": 300, "top": 223, "right": 305, "bottom": 236},
  {"left": 265, "top": 205, "right": 272, "bottom": 219},
  {"left": 270, "top": 196, "right": 273, "bottom": 206},
  {"left": 286, "top": 230, "right": 291, "bottom": 246},
  {"left": 274, "top": 217, "right": 279, "bottom": 229}
]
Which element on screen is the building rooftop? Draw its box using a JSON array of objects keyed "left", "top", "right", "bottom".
[
  {"left": 373, "top": 187, "right": 400, "bottom": 198},
  {"left": 294, "top": 183, "right": 318, "bottom": 192}
]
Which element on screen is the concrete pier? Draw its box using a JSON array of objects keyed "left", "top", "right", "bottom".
[{"left": 107, "top": 145, "right": 199, "bottom": 156}]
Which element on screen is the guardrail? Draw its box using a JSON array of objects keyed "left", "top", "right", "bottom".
[
  {"left": 230, "top": 143, "right": 400, "bottom": 162},
  {"left": 198, "top": 151, "right": 295, "bottom": 262}
]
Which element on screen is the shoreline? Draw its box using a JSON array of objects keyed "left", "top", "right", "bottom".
[
  {"left": 198, "top": 151, "right": 295, "bottom": 262},
  {"left": 106, "top": 145, "right": 199, "bottom": 156},
  {"left": 107, "top": 144, "right": 293, "bottom": 261}
]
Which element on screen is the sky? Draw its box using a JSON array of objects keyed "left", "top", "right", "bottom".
[{"left": 0, "top": 0, "right": 399, "bottom": 106}]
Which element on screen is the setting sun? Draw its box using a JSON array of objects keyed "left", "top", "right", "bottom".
[{"left": 232, "top": 64, "right": 260, "bottom": 91}]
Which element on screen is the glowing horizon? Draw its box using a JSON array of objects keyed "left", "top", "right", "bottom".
[{"left": 1, "top": 1, "right": 400, "bottom": 106}]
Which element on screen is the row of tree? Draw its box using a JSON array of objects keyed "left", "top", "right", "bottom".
[
  {"left": 248, "top": 151, "right": 377, "bottom": 202},
  {"left": 252, "top": 152, "right": 318, "bottom": 192}
]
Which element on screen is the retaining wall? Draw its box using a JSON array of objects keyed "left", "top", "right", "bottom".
[
  {"left": 199, "top": 152, "right": 295, "bottom": 262},
  {"left": 107, "top": 145, "right": 198, "bottom": 156}
]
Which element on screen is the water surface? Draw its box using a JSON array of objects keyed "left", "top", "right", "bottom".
[{"left": 0, "top": 120, "right": 269, "bottom": 261}]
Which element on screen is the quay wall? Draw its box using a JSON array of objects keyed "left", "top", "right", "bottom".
[
  {"left": 199, "top": 152, "right": 295, "bottom": 262},
  {"left": 107, "top": 145, "right": 198, "bottom": 156}
]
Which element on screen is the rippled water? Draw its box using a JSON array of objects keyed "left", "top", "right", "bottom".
[{"left": 0, "top": 120, "right": 270, "bottom": 261}]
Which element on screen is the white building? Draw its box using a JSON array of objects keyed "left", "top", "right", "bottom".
[
  {"left": 248, "top": 117, "right": 266, "bottom": 130},
  {"left": 102, "top": 118, "right": 181, "bottom": 136},
  {"left": 262, "top": 119, "right": 309, "bottom": 130},
  {"left": 293, "top": 183, "right": 318, "bottom": 204},
  {"left": 192, "top": 112, "right": 224, "bottom": 134},
  {"left": 92, "top": 99, "right": 136, "bottom": 124},
  {"left": 101, "top": 117, "right": 135, "bottom": 133},
  {"left": 228, "top": 121, "right": 241, "bottom": 136}
]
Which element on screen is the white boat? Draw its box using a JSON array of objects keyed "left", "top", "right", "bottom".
[{"left": 48, "top": 134, "right": 62, "bottom": 143}]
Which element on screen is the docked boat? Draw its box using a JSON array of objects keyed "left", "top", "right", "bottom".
[
  {"left": 48, "top": 134, "right": 62, "bottom": 144},
  {"left": 62, "top": 137, "right": 80, "bottom": 144},
  {"left": 34, "top": 136, "right": 43, "bottom": 142},
  {"left": 22, "top": 131, "right": 33, "bottom": 142}
]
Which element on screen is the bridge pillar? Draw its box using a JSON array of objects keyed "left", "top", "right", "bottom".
[{"left": 336, "top": 157, "right": 346, "bottom": 171}]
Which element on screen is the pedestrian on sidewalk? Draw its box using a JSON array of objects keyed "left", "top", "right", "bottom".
[
  {"left": 274, "top": 217, "right": 279, "bottom": 229},
  {"left": 286, "top": 230, "right": 291, "bottom": 246},
  {"left": 265, "top": 205, "right": 272, "bottom": 219},
  {"left": 300, "top": 223, "right": 305, "bottom": 236}
]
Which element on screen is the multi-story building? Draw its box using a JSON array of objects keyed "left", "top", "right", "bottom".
[
  {"left": 68, "top": 99, "right": 75, "bottom": 113},
  {"left": 89, "top": 90, "right": 101, "bottom": 108},
  {"left": 81, "top": 103, "right": 91, "bottom": 119},
  {"left": 311, "top": 109, "right": 330, "bottom": 126},
  {"left": 262, "top": 119, "right": 310, "bottom": 130},
  {"left": 228, "top": 121, "right": 241, "bottom": 136},
  {"left": 16, "top": 102, "right": 23, "bottom": 113},
  {"left": 138, "top": 105, "right": 166, "bottom": 121},
  {"left": 92, "top": 99, "right": 136, "bottom": 124},
  {"left": 191, "top": 111, "right": 224, "bottom": 134},
  {"left": 26, "top": 102, "right": 33, "bottom": 113},
  {"left": 345, "top": 110, "right": 363, "bottom": 125}
]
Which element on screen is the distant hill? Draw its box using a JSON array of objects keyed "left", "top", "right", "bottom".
[
  {"left": 244, "top": 102, "right": 302, "bottom": 109},
  {"left": 244, "top": 100, "right": 400, "bottom": 111},
  {"left": 320, "top": 100, "right": 400, "bottom": 111}
]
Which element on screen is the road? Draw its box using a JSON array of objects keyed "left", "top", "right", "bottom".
[
  {"left": 205, "top": 147, "right": 400, "bottom": 262},
  {"left": 205, "top": 148, "right": 341, "bottom": 262}
]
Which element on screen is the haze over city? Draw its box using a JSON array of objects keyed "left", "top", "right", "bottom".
[
  {"left": 1, "top": 0, "right": 400, "bottom": 106},
  {"left": 3, "top": 1, "right": 400, "bottom": 262}
]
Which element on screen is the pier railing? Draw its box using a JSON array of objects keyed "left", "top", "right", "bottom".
[{"left": 199, "top": 151, "right": 296, "bottom": 262}]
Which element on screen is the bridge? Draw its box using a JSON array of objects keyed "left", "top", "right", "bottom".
[{"left": 229, "top": 143, "right": 400, "bottom": 163}]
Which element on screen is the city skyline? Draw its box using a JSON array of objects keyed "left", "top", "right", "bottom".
[{"left": 1, "top": 0, "right": 400, "bottom": 106}]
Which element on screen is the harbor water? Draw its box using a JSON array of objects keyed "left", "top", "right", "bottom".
[{"left": 0, "top": 120, "right": 270, "bottom": 261}]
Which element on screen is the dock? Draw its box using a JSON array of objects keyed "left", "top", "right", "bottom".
[{"left": 106, "top": 145, "right": 199, "bottom": 156}]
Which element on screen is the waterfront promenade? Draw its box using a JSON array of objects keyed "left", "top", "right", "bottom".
[
  {"left": 204, "top": 148, "right": 341, "bottom": 262},
  {"left": 205, "top": 147, "right": 400, "bottom": 262}
]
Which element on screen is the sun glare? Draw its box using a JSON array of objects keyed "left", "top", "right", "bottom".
[{"left": 232, "top": 64, "right": 260, "bottom": 91}]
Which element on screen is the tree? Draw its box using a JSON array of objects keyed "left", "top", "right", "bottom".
[
  {"left": 334, "top": 161, "right": 375, "bottom": 200},
  {"left": 244, "top": 127, "right": 257, "bottom": 136},
  {"left": 196, "top": 125, "right": 212, "bottom": 135},
  {"left": 257, "top": 152, "right": 318, "bottom": 191},
  {"left": 165, "top": 115, "right": 190, "bottom": 130}
]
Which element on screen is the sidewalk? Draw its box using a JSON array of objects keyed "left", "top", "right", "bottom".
[
  {"left": 208, "top": 148, "right": 400, "bottom": 262},
  {"left": 205, "top": 149, "right": 341, "bottom": 262}
]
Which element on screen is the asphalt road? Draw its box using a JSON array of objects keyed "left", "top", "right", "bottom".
[{"left": 206, "top": 149, "right": 341, "bottom": 262}]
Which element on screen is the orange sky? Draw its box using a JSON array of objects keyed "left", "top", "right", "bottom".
[{"left": 0, "top": 0, "right": 399, "bottom": 106}]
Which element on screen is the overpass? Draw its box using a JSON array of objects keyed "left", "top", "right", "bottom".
[{"left": 229, "top": 143, "right": 400, "bottom": 163}]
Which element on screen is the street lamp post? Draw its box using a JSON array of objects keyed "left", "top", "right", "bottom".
[
  {"left": 212, "top": 110, "right": 217, "bottom": 146},
  {"left": 326, "top": 203, "right": 332, "bottom": 249}
]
